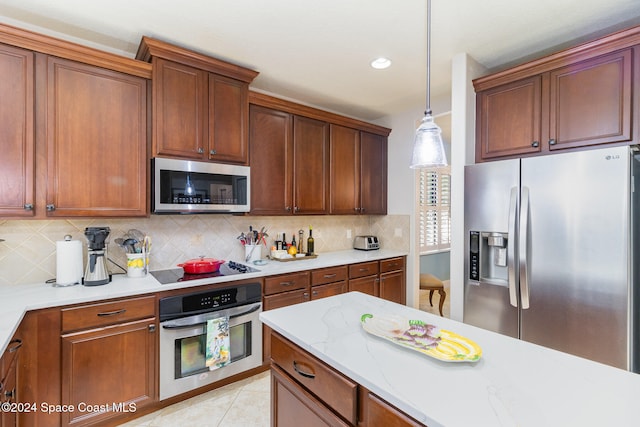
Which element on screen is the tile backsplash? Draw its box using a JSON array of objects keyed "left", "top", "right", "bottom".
[{"left": 0, "top": 214, "right": 409, "bottom": 286}]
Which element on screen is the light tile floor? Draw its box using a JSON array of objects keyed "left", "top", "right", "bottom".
[{"left": 118, "top": 371, "right": 271, "bottom": 427}]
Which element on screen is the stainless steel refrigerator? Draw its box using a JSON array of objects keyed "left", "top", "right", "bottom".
[{"left": 464, "top": 145, "right": 639, "bottom": 371}]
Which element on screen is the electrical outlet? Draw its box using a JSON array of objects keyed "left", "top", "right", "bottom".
[
  {"left": 394, "top": 228, "right": 402, "bottom": 237},
  {"left": 346, "top": 229, "right": 352, "bottom": 239}
]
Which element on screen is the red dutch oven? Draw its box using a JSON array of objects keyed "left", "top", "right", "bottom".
[{"left": 178, "top": 256, "right": 225, "bottom": 274}]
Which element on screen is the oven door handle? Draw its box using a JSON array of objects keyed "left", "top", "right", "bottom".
[{"left": 161, "top": 303, "right": 261, "bottom": 330}]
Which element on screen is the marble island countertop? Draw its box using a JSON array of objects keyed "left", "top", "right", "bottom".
[
  {"left": 260, "top": 291, "right": 640, "bottom": 427},
  {"left": 0, "top": 249, "right": 405, "bottom": 354}
]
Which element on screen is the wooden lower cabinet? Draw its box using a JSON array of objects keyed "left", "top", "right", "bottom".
[
  {"left": 270, "top": 333, "right": 423, "bottom": 426},
  {"left": 59, "top": 296, "right": 157, "bottom": 426},
  {"left": 0, "top": 339, "right": 21, "bottom": 427},
  {"left": 379, "top": 257, "right": 406, "bottom": 305}
]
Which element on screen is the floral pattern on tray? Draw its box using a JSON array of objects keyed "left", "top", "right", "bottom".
[{"left": 360, "top": 313, "right": 482, "bottom": 362}]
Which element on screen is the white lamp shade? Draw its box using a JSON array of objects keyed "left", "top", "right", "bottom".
[{"left": 409, "top": 114, "right": 448, "bottom": 168}]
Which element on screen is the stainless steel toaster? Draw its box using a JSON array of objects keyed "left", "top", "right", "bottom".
[{"left": 353, "top": 235, "right": 379, "bottom": 251}]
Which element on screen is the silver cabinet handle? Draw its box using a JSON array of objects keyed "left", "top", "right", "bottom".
[
  {"left": 210, "top": 150, "right": 217, "bottom": 155},
  {"left": 46, "top": 204, "right": 55, "bottom": 211},
  {"left": 197, "top": 147, "right": 204, "bottom": 153},
  {"left": 24, "top": 203, "right": 33, "bottom": 211},
  {"left": 549, "top": 139, "right": 557, "bottom": 146},
  {"left": 507, "top": 187, "right": 518, "bottom": 308},
  {"left": 323, "top": 274, "right": 337, "bottom": 279},
  {"left": 519, "top": 187, "right": 531, "bottom": 309}
]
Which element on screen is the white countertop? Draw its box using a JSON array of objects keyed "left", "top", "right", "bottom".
[
  {"left": 260, "top": 291, "right": 640, "bottom": 427},
  {"left": 0, "top": 249, "right": 405, "bottom": 354}
]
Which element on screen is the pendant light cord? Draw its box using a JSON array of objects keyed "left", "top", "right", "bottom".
[{"left": 425, "top": 0, "right": 432, "bottom": 117}]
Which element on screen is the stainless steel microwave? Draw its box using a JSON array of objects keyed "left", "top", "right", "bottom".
[{"left": 152, "top": 157, "right": 250, "bottom": 213}]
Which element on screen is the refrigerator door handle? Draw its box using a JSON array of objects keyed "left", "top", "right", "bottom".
[
  {"left": 519, "top": 186, "right": 531, "bottom": 309},
  {"left": 507, "top": 186, "right": 518, "bottom": 307}
]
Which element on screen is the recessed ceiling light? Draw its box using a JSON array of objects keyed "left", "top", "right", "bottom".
[{"left": 370, "top": 57, "right": 391, "bottom": 70}]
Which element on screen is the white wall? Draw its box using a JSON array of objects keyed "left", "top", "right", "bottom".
[{"left": 449, "top": 53, "right": 488, "bottom": 321}]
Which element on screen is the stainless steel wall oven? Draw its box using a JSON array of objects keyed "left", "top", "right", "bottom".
[{"left": 158, "top": 282, "right": 262, "bottom": 400}]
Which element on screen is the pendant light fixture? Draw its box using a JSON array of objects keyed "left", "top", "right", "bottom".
[{"left": 410, "top": 0, "right": 447, "bottom": 168}]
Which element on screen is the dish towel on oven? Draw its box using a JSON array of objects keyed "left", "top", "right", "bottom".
[{"left": 206, "top": 316, "right": 230, "bottom": 370}]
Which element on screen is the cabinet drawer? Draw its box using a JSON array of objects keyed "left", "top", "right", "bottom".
[
  {"left": 271, "top": 333, "right": 357, "bottom": 425},
  {"left": 264, "top": 271, "right": 310, "bottom": 296},
  {"left": 311, "top": 266, "right": 348, "bottom": 286},
  {"left": 264, "top": 289, "right": 310, "bottom": 311},
  {"left": 380, "top": 257, "right": 405, "bottom": 273},
  {"left": 311, "top": 281, "right": 347, "bottom": 300},
  {"left": 349, "top": 261, "right": 379, "bottom": 279},
  {"left": 61, "top": 295, "right": 156, "bottom": 333}
]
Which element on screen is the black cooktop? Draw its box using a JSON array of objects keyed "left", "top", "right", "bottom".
[{"left": 150, "top": 261, "right": 259, "bottom": 285}]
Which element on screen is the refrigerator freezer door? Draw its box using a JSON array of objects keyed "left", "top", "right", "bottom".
[
  {"left": 520, "top": 146, "right": 631, "bottom": 369},
  {"left": 464, "top": 159, "right": 520, "bottom": 338}
]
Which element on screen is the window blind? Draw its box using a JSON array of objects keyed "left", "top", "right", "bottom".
[{"left": 418, "top": 167, "right": 451, "bottom": 253}]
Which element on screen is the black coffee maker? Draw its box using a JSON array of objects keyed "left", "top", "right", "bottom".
[{"left": 83, "top": 227, "right": 111, "bottom": 286}]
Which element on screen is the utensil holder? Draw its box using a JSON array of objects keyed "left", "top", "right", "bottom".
[
  {"left": 127, "top": 251, "right": 149, "bottom": 278},
  {"left": 245, "top": 245, "right": 261, "bottom": 263}
]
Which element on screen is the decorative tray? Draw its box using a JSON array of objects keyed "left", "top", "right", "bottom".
[
  {"left": 269, "top": 254, "right": 318, "bottom": 262},
  {"left": 360, "top": 313, "right": 482, "bottom": 363}
]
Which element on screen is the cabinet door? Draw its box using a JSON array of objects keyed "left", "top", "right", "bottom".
[
  {"left": 0, "top": 44, "right": 34, "bottom": 217},
  {"left": 208, "top": 74, "right": 249, "bottom": 164},
  {"left": 293, "top": 116, "right": 329, "bottom": 214},
  {"left": 360, "top": 132, "right": 387, "bottom": 214},
  {"left": 249, "top": 105, "right": 294, "bottom": 215},
  {"left": 348, "top": 275, "right": 378, "bottom": 297},
  {"left": 44, "top": 56, "right": 148, "bottom": 217},
  {"left": 153, "top": 58, "right": 207, "bottom": 159},
  {"left": 0, "top": 340, "right": 21, "bottom": 427},
  {"left": 548, "top": 49, "right": 632, "bottom": 151},
  {"left": 329, "top": 124, "right": 360, "bottom": 214},
  {"left": 476, "top": 76, "right": 542, "bottom": 160},
  {"left": 263, "top": 288, "right": 310, "bottom": 363},
  {"left": 61, "top": 318, "right": 156, "bottom": 426},
  {"left": 380, "top": 270, "right": 405, "bottom": 305},
  {"left": 271, "top": 365, "right": 350, "bottom": 427}
]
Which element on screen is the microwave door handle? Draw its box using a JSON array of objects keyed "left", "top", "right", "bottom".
[
  {"left": 507, "top": 186, "right": 518, "bottom": 308},
  {"left": 519, "top": 187, "right": 531, "bottom": 309}
]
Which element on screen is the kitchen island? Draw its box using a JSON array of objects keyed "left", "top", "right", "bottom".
[{"left": 260, "top": 291, "right": 640, "bottom": 426}]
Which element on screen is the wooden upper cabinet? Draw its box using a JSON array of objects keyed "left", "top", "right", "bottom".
[
  {"left": 329, "top": 126, "right": 387, "bottom": 215},
  {"left": 329, "top": 124, "right": 360, "bottom": 214},
  {"left": 475, "top": 30, "right": 638, "bottom": 162},
  {"left": 293, "top": 116, "right": 329, "bottom": 214},
  {"left": 138, "top": 36, "right": 258, "bottom": 165},
  {"left": 548, "top": 49, "right": 632, "bottom": 151},
  {"left": 0, "top": 43, "right": 35, "bottom": 217},
  {"left": 153, "top": 58, "right": 207, "bottom": 159},
  {"left": 208, "top": 74, "right": 249, "bottom": 163},
  {"left": 360, "top": 131, "right": 387, "bottom": 215},
  {"left": 44, "top": 56, "right": 148, "bottom": 217},
  {"left": 476, "top": 76, "right": 543, "bottom": 160},
  {"left": 249, "top": 105, "right": 293, "bottom": 215}
]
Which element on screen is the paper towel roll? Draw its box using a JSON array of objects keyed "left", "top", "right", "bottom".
[{"left": 56, "top": 237, "right": 83, "bottom": 286}]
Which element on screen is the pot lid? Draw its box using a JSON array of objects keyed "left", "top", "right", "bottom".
[{"left": 179, "top": 256, "right": 223, "bottom": 267}]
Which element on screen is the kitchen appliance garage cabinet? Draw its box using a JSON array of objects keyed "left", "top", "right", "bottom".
[
  {"left": 475, "top": 28, "right": 640, "bottom": 162},
  {"left": 136, "top": 37, "right": 258, "bottom": 165},
  {"left": 0, "top": 23, "right": 150, "bottom": 218},
  {"left": 60, "top": 296, "right": 157, "bottom": 427},
  {"left": 249, "top": 92, "right": 390, "bottom": 216}
]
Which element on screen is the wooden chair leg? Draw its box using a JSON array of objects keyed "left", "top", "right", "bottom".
[
  {"left": 428, "top": 290, "right": 434, "bottom": 306},
  {"left": 437, "top": 289, "right": 446, "bottom": 316}
]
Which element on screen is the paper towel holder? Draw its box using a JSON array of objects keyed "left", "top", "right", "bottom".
[{"left": 53, "top": 234, "right": 83, "bottom": 287}]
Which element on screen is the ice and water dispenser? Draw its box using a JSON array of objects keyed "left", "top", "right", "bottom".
[{"left": 469, "top": 231, "right": 509, "bottom": 284}]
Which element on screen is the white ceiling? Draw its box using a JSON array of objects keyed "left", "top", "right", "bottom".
[{"left": 1, "top": 0, "right": 640, "bottom": 122}]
